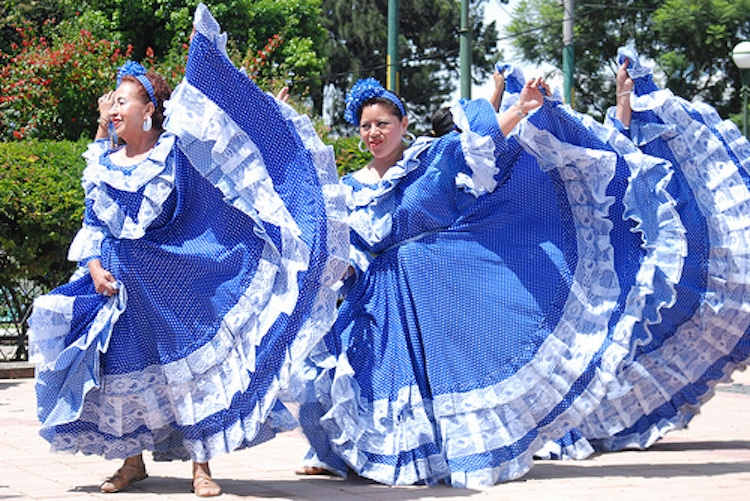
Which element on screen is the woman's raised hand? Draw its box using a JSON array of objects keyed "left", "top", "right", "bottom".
[
  {"left": 518, "top": 77, "right": 548, "bottom": 113},
  {"left": 97, "top": 90, "right": 115, "bottom": 123}
]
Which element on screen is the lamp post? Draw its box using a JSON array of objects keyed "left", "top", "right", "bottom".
[{"left": 732, "top": 41, "right": 750, "bottom": 139}]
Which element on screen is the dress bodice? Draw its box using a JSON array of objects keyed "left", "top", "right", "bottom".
[{"left": 342, "top": 99, "right": 517, "bottom": 258}]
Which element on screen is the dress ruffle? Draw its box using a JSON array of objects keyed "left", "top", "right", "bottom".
[
  {"left": 573, "top": 48, "right": 750, "bottom": 451},
  {"left": 298, "top": 88, "right": 685, "bottom": 487},
  {"left": 28, "top": 3, "right": 348, "bottom": 463}
]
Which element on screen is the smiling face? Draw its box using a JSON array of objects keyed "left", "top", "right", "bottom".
[
  {"left": 109, "top": 80, "right": 153, "bottom": 144},
  {"left": 358, "top": 103, "right": 408, "bottom": 163}
]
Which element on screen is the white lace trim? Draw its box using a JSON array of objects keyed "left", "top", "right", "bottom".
[
  {"left": 580, "top": 91, "right": 750, "bottom": 446},
  {"left": 28, "top": 283, "right": 127, "bottom": 372},
  {"left": 450, "top": 102, "right": 499, "bottom": 196},
  {"left": 67, "top": 224, "right": 105, "bottom": 263},
  {"left": 79, "top": 135, "right": 177, "bottom": 240}
]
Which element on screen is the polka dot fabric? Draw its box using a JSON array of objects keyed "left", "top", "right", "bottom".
[
  {"left": 298, "top": 65, "right": 750, "bottom": 487},
  {"left": 27, "top": 4, "right": 348, "bottom": 463}
]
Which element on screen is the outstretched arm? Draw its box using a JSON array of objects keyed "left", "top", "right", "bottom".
[{"left": 489, "top": 69, "right": 506, "bottom": 113}]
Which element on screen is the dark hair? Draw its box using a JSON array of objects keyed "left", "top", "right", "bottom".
[
  {"left": 430, "top": 107, "right": 460, "bottom": 137},
  {"left": 120, "top": 72, "right": 171, "bottom": 130},
  {"left": 357, "top": 96, "right": 405, "bottom": 124}
]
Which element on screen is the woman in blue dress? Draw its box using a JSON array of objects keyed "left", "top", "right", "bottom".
[
  {"left": 294, "top": 64, "right": 698, "bottom": 486},
  {"left": 491, "top": 52, "right": 750, "bottom": 462},
  {"left": 568, "top": 48, "right": 750, "bottom": 454},
  {"left": 27, "top": 4, "right": 348, "bottom": 496}
]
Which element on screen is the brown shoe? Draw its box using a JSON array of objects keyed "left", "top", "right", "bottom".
[
  {"left": 294, "top": 466, "right": 335, "bottom": 476},
  {"left": 100, "top": 463, "right": 148, "bottom": 493},
  {"left": 192, "top": 472, "right": 222, "bottom": 497}
]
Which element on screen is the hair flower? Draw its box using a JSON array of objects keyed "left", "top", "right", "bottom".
[
  {"left": 344, "top": 77, "right": 406, "bottom": 126},
  {"left": 116, "top": 60, "right": 148, "bottom": 86},
  {"left": 116, "top": 60, "right": 157, "bottom": 108}
]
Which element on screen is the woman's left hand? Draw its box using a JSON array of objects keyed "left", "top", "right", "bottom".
[{"left": 518, "top": 77, "right": 548, "bottom": 114}]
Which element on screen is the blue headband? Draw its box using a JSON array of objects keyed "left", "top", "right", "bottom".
[
  {"left": 116, "top": 60, "right": 158, "bottom": 108},
  {"left": 344, "top": 78, "right": 406, "bottom": 126}
]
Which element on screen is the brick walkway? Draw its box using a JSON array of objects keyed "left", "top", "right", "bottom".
[{"left": 1, "top": 368, "right": 748, "bottom": 500}]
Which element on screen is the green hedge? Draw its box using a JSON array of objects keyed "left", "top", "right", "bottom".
[
  {"left": 0, "top": 139, "right": 87, "bottom": 287},
  {"left": 0, "top": 138, "right": 87, "bottom": 359}
]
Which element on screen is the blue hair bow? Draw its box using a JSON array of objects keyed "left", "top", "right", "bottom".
[{"left": 116, "top": 60, "right": 158, "bottom": 108}]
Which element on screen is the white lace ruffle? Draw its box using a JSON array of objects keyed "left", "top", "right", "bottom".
[
  {"left": 542, "top": 104, "right": 687, "bottom": 363},
  {"left": 79, "top": 135, "right": 177, "bottom": 240},
  {"left": 67, "top": 224, "right": 105, "bottom": 264},
  {"left": 450, "top": 102, "right": 500, "bottom": 196},
  {"left": 29, "top": 284, "right": 127, "bottom": 370},
  {"left": 580, "top": 90, "right": 750, "bottom": 447}
]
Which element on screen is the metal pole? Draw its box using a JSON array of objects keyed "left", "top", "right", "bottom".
[
  {"left": 562, "top": 0, "right": 574, "bottom": 107},
  {"left": 460, "top": 0, "right": 471, "bottom": 99},
  {"left": 387, "top": 0, "right": 399, "bottom": 93},
  {"left": 743, "top": 70, "right": 749, "bottom": 139}
]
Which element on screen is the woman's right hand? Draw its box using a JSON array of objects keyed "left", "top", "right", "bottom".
[
  {"left": 88, "top": 259, "right": 119, "bottom": 297},
  {"left": 97, "top": 91, "right": 115, "bottom": 123},
  {"left": 615, "top": 60, "right": 633, "bottom": 127}
]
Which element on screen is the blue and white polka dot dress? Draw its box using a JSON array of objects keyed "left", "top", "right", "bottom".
[
  {"left": 572, "top": 47, "right": 750, "bottom": 453},
  {"left": 298, "top": 64, "right": 750, "bottom": 487},
  {"left": 27, "top": 4, "right": 348, "bottom": 463}
]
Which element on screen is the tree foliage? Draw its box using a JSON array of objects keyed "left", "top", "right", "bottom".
[
  {"left": 310, "top": 0, "right": 501, "bottom": 130},
  {"left": 0, "top": 0, "right": 328, "bottom": 141},
  {"left": 506, "top": 0, "right": 750, "bottom": 121},
  {"left": 0, "top": 17, "right": 132, "bottom": 141}
]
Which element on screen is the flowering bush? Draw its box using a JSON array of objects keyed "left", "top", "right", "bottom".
[
  {"left": 242, "top": 33, "right": 285, "bottom": 81},
  {"left": 0, "top": 17, "right": 132, "bottom": 141}
]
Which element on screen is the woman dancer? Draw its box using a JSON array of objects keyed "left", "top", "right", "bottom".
[
  {"left": 293, "top": 58, "right": 705, "bottom": 486},
  {"left": 28, "top": 3, "right": 347, "bottom": 496},
  {"left": 495, "top": 51, "right": 750, "bottom": 462},
  {"left": 571, "top": 47, "right": 750, "bottom": 453}
]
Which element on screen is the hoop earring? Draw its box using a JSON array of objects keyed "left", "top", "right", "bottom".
[
  {"left": 358, "top": 139, "right": 369, "bottom": 153},
  {"left": 142, "top": 116, "right": 153, "bottom": 132},
  {"left": 403, "top": 131, "right": 416, "bottom": 144}
]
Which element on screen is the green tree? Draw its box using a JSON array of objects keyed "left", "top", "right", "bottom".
[
  {"left": 0, "top": 0, "right": 327, "bottom": 141},
  {"left": 60, "top": 0, "right": 328, "bottom": 84},
  {"left": 506, "top": 0, "right": 750, "bottom": 121},
  {"left": 310, "top": 0, "right": 501, "bottom": 130},
  {"left": 0, "top": 17, "right": 131, "bottom": 141},
  {"left": 0, "top": 0, "right": 71, "bottom": 53}
]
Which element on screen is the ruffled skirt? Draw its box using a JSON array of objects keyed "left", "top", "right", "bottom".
[
  {"left": 27, "top": 5, "right": 349, "bottom": 462},
  {"left": 297, "top": 94, "right": 708, "bottom": 487}
]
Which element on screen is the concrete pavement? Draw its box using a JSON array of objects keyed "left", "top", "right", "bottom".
[{"left": 0, "top": 368, "right": 748, "bottom": 500}]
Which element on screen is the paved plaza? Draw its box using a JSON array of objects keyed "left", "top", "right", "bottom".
[{"left": 0, "top": 366, "right": 748, "bottom": 500}]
